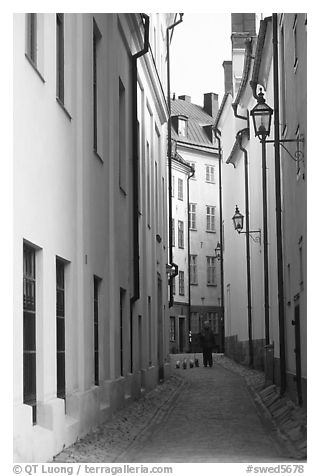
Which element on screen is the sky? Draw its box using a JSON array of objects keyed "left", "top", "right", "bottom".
[{"left": 170, "top": 13, "right": 232, "bottom": 108}]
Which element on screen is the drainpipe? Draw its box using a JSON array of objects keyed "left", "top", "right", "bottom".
[
  {"left": 166, "top": 13, "right": 184, "bottom": 307},
  {"left": 131, "top": 13, "right": 150, "bottom": 306},
  {"left": 213, "top": 127, "right": 225, "bottom": 353},
  {"left": 272, "top": 12, "right": 286, "bottom": 394},
  {"left": 236, "top": 128, "right": 254, "bottom": 367},
  {"left": 187, "top": 165, "right": 195, "bottom": 351}
]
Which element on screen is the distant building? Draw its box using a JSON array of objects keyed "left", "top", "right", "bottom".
[
  {"left": 13, "top": 13, "right": 176, "bottom": 462},
  {"left": 169, "top": 94, "right": 223, "bottom": 353}
]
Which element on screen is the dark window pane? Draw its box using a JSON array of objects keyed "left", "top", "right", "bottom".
[
  {"left": 23, "top": 352, "right": 36, "bottom": 405},
  {"left": 57, "top": 352, "right": 66, "bottom": 399}
]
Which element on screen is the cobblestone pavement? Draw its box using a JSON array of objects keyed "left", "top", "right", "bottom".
[{"left": 54, "top": 354, "right": 306, "bottom": 463}]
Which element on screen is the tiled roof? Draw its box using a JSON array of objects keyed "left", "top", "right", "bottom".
[{"left": 171, "top": 98, "right": 216, "bottom": 148}]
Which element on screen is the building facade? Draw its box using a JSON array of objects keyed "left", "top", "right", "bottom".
[
  {"left": 216, "top": 13, "right": 307, "bottom": 406},
  {"left": 169, "top": 94, "right": 223, "bottom": 353},
  {"left": 13, "top": 12, "right": 175, "bottom": 462}
]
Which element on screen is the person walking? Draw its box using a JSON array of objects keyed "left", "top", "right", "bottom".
[{"left": 199, "top": 321, "right": 215, "bottom": 368}]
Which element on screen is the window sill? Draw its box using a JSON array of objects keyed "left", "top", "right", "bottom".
[
  {"left": 190, "top": 228, "right": 197, "bottom": 232},
  {"left": 190, "top": 283, "right": 198, "bottom": 286},
  {"left": 206, "top": 230, "right": 216, "bottom": 234},
  {"left": 25, "top": 54, "right": 45, "bottom": 83},
  {"left": 207, "top": 283, "right": 217, "bottom": 287},
  {"left": 56, "top": 97, "right": 72, "bottom": 121}
]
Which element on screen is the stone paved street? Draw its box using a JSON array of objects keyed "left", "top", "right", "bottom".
[{"left": 54, "top": 355, "right": 306, "bottom": 463}]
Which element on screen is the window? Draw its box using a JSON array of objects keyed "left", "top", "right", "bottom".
[
  {"left": 56, "top": 259, "right": 66, "bottom": 400},
  {"left": 26, "top": 13, "right": 37, "bottom": 65},
  {"left": 190, "top": 255, "right": 198, "bottom": 285},
  {"left": 206, "top": 165, "right": 215, "bottom": 183},
  {"left": 178, "top": 220, "right": 184, "bottom": 248},
  {"left": 189, "top": 203, "right": 196, "bottom": 230},
  {"left": 293, "top": 14, "right": 298, "bottom": 69},
  {"left": 170, "top": 317, "right": 176, "bottom": 342},
  {"left": 207, "top": 256, "right": 216, "bottom": 285},
  {"left": 206, "top": 206, "right": 216, "bottom": 232},
  {"left": 56, "top": 14, "right": 64, "bottom": 103},
  {"left": 94, "top": 276, "right": 101, "bottom": 385},
  {"left": 178, "top": 178, "right": 183, "bottom": 200},
  {"left": 120, "top": 288, "right": 126, "bottom": 376},
  {"left": 172, "top": 218, "right": 175, "bottom": 247},
  {"left": 208, "top": 312, "right": 219, "bottom": 333},
  {"left": 190, "top": 312, "right": 199, "bottom": 334},
  {"left": 93, "top": 19, "right": 102, "bottom": 157},
  {"left": 23, "top": 243, "right": 37, "bottom": 424},
  {"left": 179, "top": 271, "right": 185, "bottom": 295},
  {"left": 178, "top": 118, "right": 187, "bottom": 136}
]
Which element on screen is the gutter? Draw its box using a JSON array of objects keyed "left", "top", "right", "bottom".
[
  {"left": 236, "top": 128, "right": 254, "bottom": 367},
  {"left": 250, "top": 16, "right": 272, "bottom": 99},
  {"left": 166, "top": 13, "right": 184, "bottom": 308},
  {"left": 187, "top": 164, "right": 195, "bottom": 350},
  {"left": 131, "top": 13, "right": 150, "bottom": 306},
  {"left": 232, "top": 37, "right": 254, "bottom": 122}
]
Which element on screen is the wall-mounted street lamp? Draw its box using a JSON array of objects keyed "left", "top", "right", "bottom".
[
  {"left": 214, "top": 242, "right": 221, "bottom": 260},
  {"left": 232, "top": 206, "right": 261, "bottom": 243}
]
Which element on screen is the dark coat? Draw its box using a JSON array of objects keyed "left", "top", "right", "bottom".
[{"left": 199, "top": 328, "right": 215, "bottom": 351}]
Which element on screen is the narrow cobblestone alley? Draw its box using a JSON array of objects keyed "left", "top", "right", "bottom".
[{"left": 54, "top": 356, "right": 303, "bottom": 464}]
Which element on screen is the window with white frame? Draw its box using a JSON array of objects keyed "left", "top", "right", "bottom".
[
  {"left": 207, "top": 256, "right": 216, "bottom": 285},
  {"left": 178, "top": 220, "right": 184, "bottom": 248},
  {"left": 206, "top": 165, "right": 215, "bottom": 183},
  {"left": 178, "top": 118, "right": 187, "bottom": 136},
  {"left": 190, "top": 255, "right": 198, "bottom": 285},
  {"left": 178, "top": 178, "right": 183, "bottom": 200},
  {"left": 172, "top": 218, "right": 175, "bottom": 247},
  {"left": 206, "top": 206, "right": 216, "bottom": 232},
  {"left": 172, "top": 175, "right": 175, "bottom": 197},
  {"left": 189, "top": 203, "right": 196, "bottom": 230},
  {"left": 179, "top": 271, "right": 185, "bottom": 295}
]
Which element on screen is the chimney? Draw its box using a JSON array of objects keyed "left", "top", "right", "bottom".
[
  {"left": 223, "top": 61, "right": 233, "bottom": 94},
  {"left": 178, "top": 95, "right": 191, "bottom": 102},
  {"left": 203, "top": 93, "right": 219, "bottom": 118},
  {"left": 231, "top": 13, "right": 256, "bottom": 49}
]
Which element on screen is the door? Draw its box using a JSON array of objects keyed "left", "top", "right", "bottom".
[
  {"left": 157, "top": 276, "right": 164, "bottom": 380},
  {"left": 179, "top": 317, "right": 185, "bottom": 352}
]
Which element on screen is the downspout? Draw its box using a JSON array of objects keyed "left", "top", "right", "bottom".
[
  {"left": 187, "top": 165, "right": 195, "bottom": 351},
  {"left": 237, "top": 128, "right": 254, "bottom": 367},
  {"left": 213, "top": 127, "right": 225, "bottom": 353},
  {"left": 166, "top": 13, "right": 184, "bottom": 307},
  {"left": 131, "top": 13, "right": 150, "bottom": 305},
  {"left": 272, "top": 12, "right": 286, "bottom": 394}
]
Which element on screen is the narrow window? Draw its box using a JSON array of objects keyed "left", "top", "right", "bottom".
[
  {"left": 56, "top": 14, "right": 64, "bottom": 103},
  {"left": 94, "top": 276, "right": 100, "bottom": 385},
  {"left": 26, "top": 13, "right": 37, "bottom": 65},
  {"left": 148, "top": 296, "right": 152, "bottom": 366},
  {"left": 179, "top": 271, "right": 185, "bottom": 296},
  {"left": 178, "top": 118, "right": 187, "bottom": 136},
  {"left": 178, "top": 178, "right": 183, "bottom": 200},
  {"left": 170, "top": 317, "right": 176, "bottom": 342},
  {"left": 207, "top": 256, "right": 216, "bottom": 285},
  {"left": 23, "top": 243, "right": 37, "bottom": 424},
  {"left": 119, "top": 78, "right": 126, "bottom": 191},
  {"left": 190, "top": 255, "right": 198, "bottom": 285},
  {"left": 120, "top": 288, "right": 126, "bottom": 376},
  {"left": 56, "top": 259, "right": 66, "bottom": 401},
  {"left": 206, "top": 165, "right": 215, "bottom": 183},
  {"left": 206, "top": 206, "right": 216, "bottom": 232},
  {"left": 172, "top": 218, "right": 175, "bottom": 247},
  {"left": 178, "top": 220, "right": 184, "bottom": 249},
  {"left": 93, "top": 19, "right": 102, "bottom": 156},
  {"left": 189, "top": 203, "right": 196, "bottom": 230}
]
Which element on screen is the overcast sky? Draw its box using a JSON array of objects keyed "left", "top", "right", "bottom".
[{"left": 170, "top": 13, "right": 232, "bottom": 108}]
